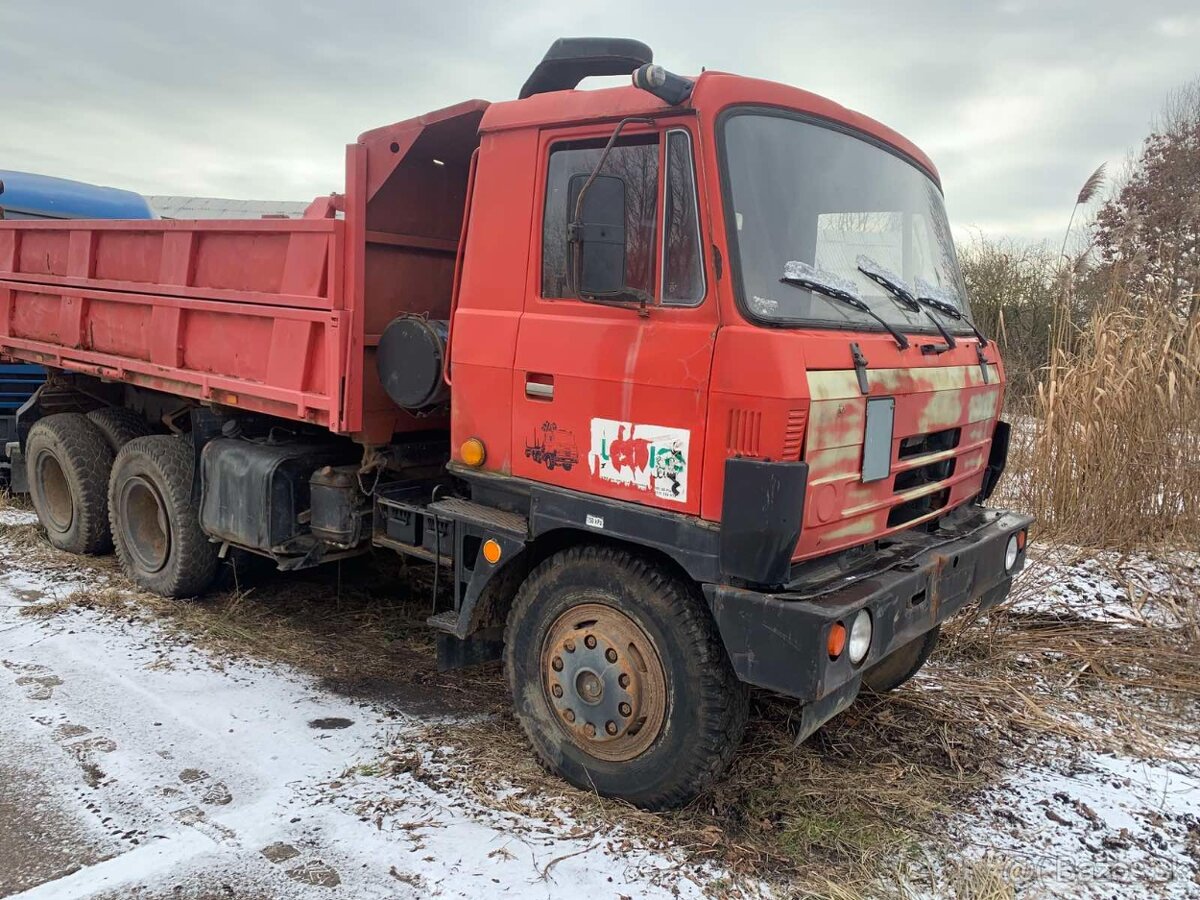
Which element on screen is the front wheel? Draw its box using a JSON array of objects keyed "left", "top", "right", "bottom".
[
  {"left": 504, "top": 546, "right": 748, "bottom": 809},
  {"left": 862, "top": 625, "right": 940, "bottom": 693},
  {"left": 108, "top": 436, "right": 218, "bottom": 598}
]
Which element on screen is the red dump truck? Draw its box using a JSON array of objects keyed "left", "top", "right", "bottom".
[{"left": 0, "top": 39, "right": 1031, "bottom": 808}]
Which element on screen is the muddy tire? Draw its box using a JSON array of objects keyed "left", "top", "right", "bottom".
[
  {"left": 25, "top": 413, "right": 115, "bottom": 554},
  {"left": 505, "top": 545, "right": 749, "bottom": 809},
  {"left": 109, "top": 435, "right": 218, "bottom": 598},
  {"left": 863, "top": 625, "right": 940, "bottom": 693},
  {"left": 87, "top": 407, "right": 154, "bottom": 452}
]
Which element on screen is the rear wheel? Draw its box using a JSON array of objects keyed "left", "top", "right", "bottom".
[
  {"left": 863, "top": 625, "right": 941, "bottom": 693},
  {"left": 505, "top": 545, "right": 748, "bottom": 809},
  {"left": 109, "top": 435, "right": 218, "bottom": 598},
  {"left": 87, "top": 407, "right": 154, "bottom": 452},
  {"left": 25, "top": 413, "right": 114, "bottom": 554}
]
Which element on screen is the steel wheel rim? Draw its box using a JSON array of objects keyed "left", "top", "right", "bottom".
[
  {"left": 35, "top": 450, "right": 73, "bottom": 534},
  {"left": 541, "top": 601, "right": 667, "bottom": 762},
  {"left": 120, "top": 475, "right": 170, "bottom": 573}
]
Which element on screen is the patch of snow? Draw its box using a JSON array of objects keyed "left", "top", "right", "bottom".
[
  {"left": 0, "top": 549, "right": 739, "bottom": 898},
  {"left": 0, "top": 506, "right": 39, "bottom": 527},
  {"left": 1010, "top": 547, "right": 1198, "bottom": 627},
  {"left": 950, "top": 745, "right": 1200, "bottom": 898}
]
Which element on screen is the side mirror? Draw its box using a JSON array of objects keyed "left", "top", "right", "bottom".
[{"left": 567, "top": 173, "right": 625, "bottom": 297}]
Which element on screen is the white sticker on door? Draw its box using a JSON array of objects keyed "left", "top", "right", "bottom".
[{"left": 588, "top": 418, "right": 690, "bottom": 503}]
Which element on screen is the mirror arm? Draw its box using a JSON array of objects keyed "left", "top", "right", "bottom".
[{"left": 568, "top": 116, "right": 656, "bottom": 296}]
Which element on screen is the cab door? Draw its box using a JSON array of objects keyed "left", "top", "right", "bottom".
[{"left": 511, "top": 124, "right": 716, "bottom": 516}]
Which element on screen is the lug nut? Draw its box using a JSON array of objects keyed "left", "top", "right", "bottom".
[
  {"left": 551, "top": 684, "right": 563, "bottom": 698},
  {"left": 605, "top": 721, "right": 618, "bottom": 735},
  {"left": 584, "top": 722, "right": 596, "bottom": 738},
  {"left": 564, "top": 709, "right": 576, "bottom": 723},
  {"left": 552, "top": 657, "right": 563, "bottom": 672},
  {"left": 605, "top": 648, "right": 617, "bottom": 663},
  {"left": 618, "top": 673, "right": 630, "bottom": 689},
  {"left": 564, "top": 639, "right": 575, "bottom": 652},
  {"left": 584, "top": 635, "right": 597, "bottom": 649},
  {"left": 619, "top": 702, "right": 632, "bottom": 717}
]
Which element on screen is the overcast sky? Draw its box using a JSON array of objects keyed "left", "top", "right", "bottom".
[{"left": 2, "top": 1, "right": 1198, "bottom": 243}]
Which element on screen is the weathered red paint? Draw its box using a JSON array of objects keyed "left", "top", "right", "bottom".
[{"left": 0, "top": 68, "right": 1004, "bottom": 563}]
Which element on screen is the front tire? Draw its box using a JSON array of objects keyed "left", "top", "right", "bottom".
[
  {"left": 25, "top": 413, "right": 114, "bottom": 554},
  {"left": 109, "top": 436, "right": 218, "bottom": 598},
  {"left": 504, "top": 545, "right": 748, "bottom": 809},
  {"left": 863, "top": 625, "right": 940, "bottom": 693}
]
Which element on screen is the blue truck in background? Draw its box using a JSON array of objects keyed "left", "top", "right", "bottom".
[{"left": 0, "top": 171, "right": 156, "bottom": 483}]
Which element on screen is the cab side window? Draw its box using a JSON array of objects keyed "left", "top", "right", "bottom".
[
  {"left": 541, "top": 136, "right": 659, "bottom": 299},
  {"left": 661, "top": 129, "right": 705, "bottom": 305}
]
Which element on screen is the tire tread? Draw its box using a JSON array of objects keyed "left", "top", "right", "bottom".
[
  {"left": 109, "top": 435, "right": 218, "bottom": 598},
  {"left": 25, "top": 413, "right": 115, "bottom": 554},
  {"left": 504, "top": 544, "right": 749, "bottom": 809}
]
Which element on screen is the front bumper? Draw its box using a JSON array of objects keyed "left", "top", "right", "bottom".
[{"left": 703, "top": 506, "right": 1032, "bottom": 726}]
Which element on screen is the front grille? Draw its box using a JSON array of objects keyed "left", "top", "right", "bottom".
[
  {"left": 894, "top": 457, "right": 956, "bottom": 492},
  {"left": 898, "top": 427, "right": 960, "bottom": 460},
  {"left": 887, "top": 487, "right": 950, "bottom": 528}
]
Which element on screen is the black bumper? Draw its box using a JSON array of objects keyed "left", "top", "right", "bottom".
[{"left": 703, "top": 507, "right": 1033, "bottom": 712}]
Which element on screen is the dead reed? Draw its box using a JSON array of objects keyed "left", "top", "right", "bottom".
[{"left": 1005, "top": 299, "right": 1200, "bottom": 551}]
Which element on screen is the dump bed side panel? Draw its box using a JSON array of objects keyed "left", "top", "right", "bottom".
[{"left": 0, "top": 218, "right": 347, "bottom": 428}]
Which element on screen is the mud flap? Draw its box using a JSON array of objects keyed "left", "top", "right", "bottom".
[{"left": 793, "top": 676, "right": 861, "bottom": 745}]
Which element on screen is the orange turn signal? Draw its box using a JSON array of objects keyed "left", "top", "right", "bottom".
[
  {"left": 482, "top": 539, "right": 502, "bottom": 564},
  {"left": 827, "top": 622, "right": 847, "bottom": 659},
  {"left": 1017, "top": 529, "right": 1027, "bottom": 551},
  {"left": 461, "top": 437, "right": 486, "bottom": 467}
]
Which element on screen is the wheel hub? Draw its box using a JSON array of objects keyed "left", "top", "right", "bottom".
[
  {"left": 35, "top": 451, "right": 73, "bottom": 534},
  {"left": 120, "top": 475, "right": 170, "bottom": 574},
  {"left": 542, "top": 602, "right": 666, "bottom": 761}
]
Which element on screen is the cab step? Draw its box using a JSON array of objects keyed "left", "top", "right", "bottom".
[{"left": 426, "top": 497, "right": 528, "bottom": 539}]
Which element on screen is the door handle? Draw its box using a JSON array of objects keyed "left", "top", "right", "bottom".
[{"left": 525, "top": 373, "right": 554, "bottom": 400}]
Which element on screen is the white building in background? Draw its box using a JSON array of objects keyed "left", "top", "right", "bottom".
[{"left": 146, "top": 196, "right": 310, "bottom": 219}]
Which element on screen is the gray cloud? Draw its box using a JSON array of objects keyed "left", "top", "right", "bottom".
[{"left": 2, "top": 0, "right": 1197, "bottom": 242}]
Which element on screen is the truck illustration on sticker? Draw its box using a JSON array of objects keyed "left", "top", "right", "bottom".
[
  {"left": 588, "top": 419, "right": 689, "bottom": 503},
  {"left": 525, "top": 421, "right": 579, "bottom": 471}
]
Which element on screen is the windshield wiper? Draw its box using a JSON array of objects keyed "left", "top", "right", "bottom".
[
  {"left": 780, "top": 261, "right": 909, "bottom": 350},
  {"left": 913, "top": 277, "right": 989, "bottom": 348},
  {"left": 856, "top": 256, "right": 956, "bottom": 350}
]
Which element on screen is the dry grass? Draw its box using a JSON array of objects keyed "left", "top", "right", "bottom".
[
  {"left": 5, "top": 505, "right": 1197, "bottom": 897},
  {"left": 1007, "top": 300, "right": 1200, "bottom": 550}
]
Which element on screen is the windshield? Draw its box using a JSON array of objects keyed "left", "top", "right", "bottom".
[{"left": 721, "top": 111, "right": 972, "bottom": 332}]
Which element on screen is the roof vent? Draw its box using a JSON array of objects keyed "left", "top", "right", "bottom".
[{"left": 519, "top": 38, "right": 653, "bottom": 99}]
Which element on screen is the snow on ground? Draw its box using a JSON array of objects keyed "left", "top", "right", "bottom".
[
  {"left": 0, "top": 551, "right": 727, "bottom": 898},
  {"left": 929, "top": 548, "right": 1200, "bottom": 899},
  {"left": 1011, "top": 546, "right": 1199, "bottom": 627},
  {"left": 0, "top": 507, "right": 38, "bottom": 527},
  {"left": 950, "top": 746, "right": 1200, "bottom": 898}
]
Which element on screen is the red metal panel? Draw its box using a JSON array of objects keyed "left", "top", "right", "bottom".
[
  {"left": 0, "top": 219, "right": 343, "bottom": 312},
  {"left": 0, "top": 279, "right": 341, "bottom": 427}
]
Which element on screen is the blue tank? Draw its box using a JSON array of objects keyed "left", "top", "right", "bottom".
[{"left": 0, "top": 170, "right": 156, "bottom": 220}]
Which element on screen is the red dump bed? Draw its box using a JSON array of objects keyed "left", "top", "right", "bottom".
[{"left": 0, "top": 100, "right": 487, "bottom": 443}]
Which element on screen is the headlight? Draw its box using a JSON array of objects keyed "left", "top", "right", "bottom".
[
  {"left": 1004, "top": 534, "right": 1020, "bottom": 572},
  {"left": 848, "top": 609, "right": 873, "bottom": 665}
]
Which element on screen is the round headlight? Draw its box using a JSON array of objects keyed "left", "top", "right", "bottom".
[
  {"left": 1004, "top": 534, "right": 1020, "bottom": 572},
  {"left": 848, "top": 609, "right": 873, "bottom": 665}
]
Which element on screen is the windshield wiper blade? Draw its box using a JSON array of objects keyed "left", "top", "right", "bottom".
[
  {"left": 780, "top": 261, "right": 909, "bottom": 350},
  {"left": 914, "top": 277, "right": 989, "bottom": 348},
  {"left": 856, "top": 256, "right": 956, "bottom": 350}
]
